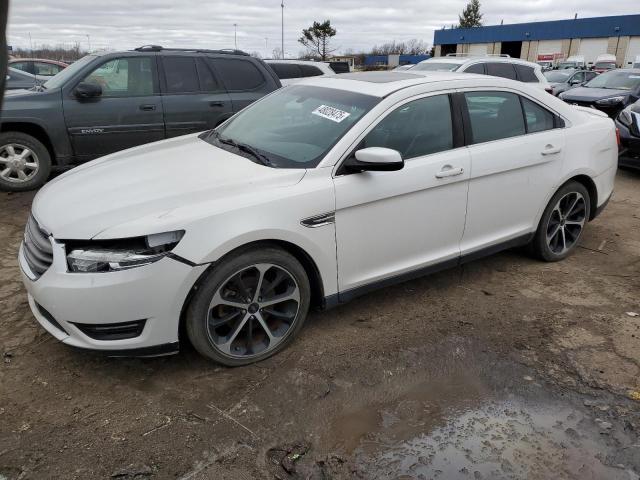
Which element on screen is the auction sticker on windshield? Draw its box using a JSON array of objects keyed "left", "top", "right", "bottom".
[{"left": 312, "top": 105, "right": 351, "bottom": 123}]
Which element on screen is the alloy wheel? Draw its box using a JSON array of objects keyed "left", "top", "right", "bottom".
[
  {"left": 0, "top": 143, "right": 39, "bottom": 183},
  {"left": 546, "top": 191, "right": 587, "bottom": 255},
  {"left": 206, "top": 263, "right": 301, "bottom": 358}
]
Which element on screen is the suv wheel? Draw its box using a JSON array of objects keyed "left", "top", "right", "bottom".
[
  {"left": 0, "top": 132, "right": 52, "bottom": 192},
  {"left": 186, "top": 247, "right": 311, "bottom": 366},
  {"left": 531, "top": 181, "right": 590, "bottom": 261}
]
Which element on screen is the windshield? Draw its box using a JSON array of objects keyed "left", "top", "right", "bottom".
[
  {"left": 204, "top": 85, "right": 379, "bottom": 168},
  {"left": 412, "top": 62, "right": 460, "bottom": 72},
  {"left": 584, "top": 70, "right": 640, "bottom": 90},
  {"left": 559, "top": 62, "right": 577, "bottom": 69},
  {"left": 544, "top": 70, "right": 573, "bottom": 82},
  {"left": 43, "top": 55, "right": 96, "bottom": 90},
  {"left": 594, "top": 62, "right": 615, "bottom": 69}
]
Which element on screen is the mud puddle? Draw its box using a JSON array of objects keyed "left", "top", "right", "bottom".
[{"left": 296, "top": 338, "right": 640, "bottom": 479}]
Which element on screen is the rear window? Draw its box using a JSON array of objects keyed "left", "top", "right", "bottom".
[
  {"left": 515, "top": 64, "right": 539, "bottom": 83},
  {"left": 464, "top": 63, "right": 485, "bottom": 74},
  {"left": 269, "top": 63, "right": 302, "bottom": 79},
  {"left": 486, "top": 63, "right": 517, "bottom": 80},
  {"left": 212, "top": 58, "right": 265, "bottom": 91},
  {"left": 299, "top": 64, "right": 323, "bottom": 77}
]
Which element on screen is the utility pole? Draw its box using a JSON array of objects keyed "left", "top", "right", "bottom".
[
  {"left": 281, "top": 1, "right": 284, "bottom": 59},
  {"left": 233, "top": 23, "right": 238, "bottom": 49},
  {"left": 86, "top": 34, "right": 91, "bottom": 52}
]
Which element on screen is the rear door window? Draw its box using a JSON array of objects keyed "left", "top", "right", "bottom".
[
  {"left": 514, "top": 64, "right": 538, "bottom": 83},
  {"left": 464, "top": 91, "right": 525, "bottom": 144},
  {"left": 196, "top": 58, "right": 222, "bottom": 92},
  {"left": 486, "top": 63, "right": 517, "bottom": 80},
  {"left": 212, "top": 58, "right": 266, "bottom": 91},
  {"left": 521, "top": 97, "right": 556, "bottom": 133},
  {"left": 163, "top": 56, "right": 200, "bottom": 93},
  {"left": 270, "top": 63, "right": 302, "bottom": 79}
]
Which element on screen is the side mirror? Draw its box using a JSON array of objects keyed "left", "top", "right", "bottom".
[
  {"left": 74, "top": 82, "right": 102, "bottom": 99},
  {"left": 343, "top": 147, "right": 404, "bottom": 173}
]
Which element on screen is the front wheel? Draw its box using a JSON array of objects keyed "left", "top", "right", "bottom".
[
  {"left": 186, "top": 247, "right": 311, "bottom": 366},
  {"left": 531, "top": 181, "right": 591, "bottom": 262},
  {"left": 0, "top": 132, "right": 52, "bottom": 192}
]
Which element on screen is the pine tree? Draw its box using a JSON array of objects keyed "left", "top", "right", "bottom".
[{"left": 458, "top": 0, "right": 483, "bottom": 28}]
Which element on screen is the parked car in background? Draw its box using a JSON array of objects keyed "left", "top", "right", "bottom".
[
  {"left": 616, "top": 99, "right": 640, "bottom": 169},
  {"left": 0, "top": 46, "right": 280, "bottom": 191},
  {"left": 544, "top": 68, "right": 598, "bottom": 96},
  {"left": 558, "top": 55, "right": 586, "bottom": 69},
  {"left": 19, "top": 71, "right": 616, "bottom": 365},
  {"left": 559, "top": 69, "right": 640, "bottom": 117},
  {"left": 393, "top": 64, "right": 414, "bottom": 71},
  {"left": 633, "top": 56, "right": 640, "bottom": 69},
  {"left": 537, "top": 60, "right": 553, "bottom": 72},
  {"left": 5, "top": 67, "right": 46, "bottom": 90},
  {"left": 411, "top": 55, "right": 552, "bottom": 92},
  {"left": 9, "top": 58, "right": 68, "bottom": 76},
  {"left": 593, "top": 54, "right": 617, "bottom": 73},
  {"left": 265, "top": 59, "right": 335, "bottom": 86}
]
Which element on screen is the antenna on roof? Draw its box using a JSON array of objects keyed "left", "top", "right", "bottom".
[
  {"left": 574, "top": 13, "right": 578, "bottom": 19},
  {"left": 500, "top": 19, "right": 503, "bottom": 25}
]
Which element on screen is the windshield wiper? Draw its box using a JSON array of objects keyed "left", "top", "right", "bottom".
[{"left": 212, "top": 131, "right": 273, "bottom": 167}]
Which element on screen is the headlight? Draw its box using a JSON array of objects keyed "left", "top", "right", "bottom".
[
  {"left": 66, "top": 230, "right": 184, "bottom": 273},
  {"left": 595, "top": 96, "right": 625, "bottom": 105}
]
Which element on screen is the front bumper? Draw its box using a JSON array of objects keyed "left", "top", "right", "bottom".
[{"left": 19, "top": 241, "right": 208, "bottom": 355}]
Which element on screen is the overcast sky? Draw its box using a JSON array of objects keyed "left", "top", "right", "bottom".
[{"left": 7, "top": 1, "right": 640, "bottom": 57}]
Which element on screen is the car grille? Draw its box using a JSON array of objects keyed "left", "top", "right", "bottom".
[{"left": 23, "top": 214, "right": 53, "bottom": 279}]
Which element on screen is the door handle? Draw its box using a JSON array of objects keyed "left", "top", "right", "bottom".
[
  {"left": 541, "top": 145, "right": 562, "bottom": 155},
  {"left": 209, "top": 101, "right": 225, "bottom": 107},
  {"left": 139, "top": 104, "right": 156, "bottom": 111},
  {"left": 435, "top": 166, "right": 464, "bottom": 178}
]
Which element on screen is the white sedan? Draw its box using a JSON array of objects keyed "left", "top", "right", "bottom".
[{"left": 20, "top": 71, "right": 617, "bottom": 365}]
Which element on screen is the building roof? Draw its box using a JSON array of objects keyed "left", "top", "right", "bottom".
[{"left": 434, "top": 14, "right": 640, "bottom": 45}]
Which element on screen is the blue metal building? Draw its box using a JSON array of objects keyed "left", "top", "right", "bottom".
[{"left": 433, "top": 14, "right": 640, "bottom": 67}]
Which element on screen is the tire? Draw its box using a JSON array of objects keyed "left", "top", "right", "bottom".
[
  {"left": 531, "top": 181, "right": 591, "bottom": 262},
  {"left": 0, "top": 131, "right": 52, "bottom": 192},
  {"left": 186, "top": 246, "right": 311, "bottom": 366}
]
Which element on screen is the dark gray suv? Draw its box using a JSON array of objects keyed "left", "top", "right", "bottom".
[{"left": 0, "top": 46, "right": 281, "bottom": 191}]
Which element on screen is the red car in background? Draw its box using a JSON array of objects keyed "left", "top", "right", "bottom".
[{"left": 8, "top": 58, "right": 68, "bottom": 76}]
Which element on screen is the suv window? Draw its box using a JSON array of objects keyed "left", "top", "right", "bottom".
[
  {"left": 521, "top": 97, "right": 555, "bottom": 133},
  {"left": 11, "top": 61, "right": 33, "bottom": 74},
  {"left": 465, "top": 63, "right": 485, "bottom": 74},
  {"left": 163, "top": 56, "right": 199, "bottom": 93},
  {"left": 585, "top": 71, "right": 597, "bottom": 82},
  {"left": 33, "top": 62, "right": 63, "bottom": 76},
  {"left": 196, "top": 58, "right": 221, "bottom": 92},
  {"left": 212, "top": 58, "right": 265, "bottom": 91},
  {"left": 299, "top": 64, "right": 323, "bottom": 77},
  {"left": 269, "top": 63, "right": 302, "bottom": 79},
  {"left": 514, "top": 64, "right": 538, "bottom": 83},
  {"left": 464, "top": 91, "right": 525, "bottom": 143},
  {"left": 486, "top": 62, "right": 517, "bottom": 80},
  {"left": 83, "top": 57, "right": 154, "bottom": 97},
  {"left": 363, "top": 94, "right": 453, "bottom": 159}
]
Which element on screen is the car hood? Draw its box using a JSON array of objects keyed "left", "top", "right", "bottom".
[
  {"left": 561, "top": 87, "right": 630, "bottom": 101},
  {"left": 32, "top": 133, "right": 307, "bottom": 239}
]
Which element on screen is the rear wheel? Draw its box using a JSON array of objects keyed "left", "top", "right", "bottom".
[
  {"left": 186, "top": 247, "right": 311, "bottom": 366},
  {"left": 0, "top": 132, "right": 51, "bottom": 192},
  {"left": 531, "top": 181, "right": 590, "bottom": 261}
]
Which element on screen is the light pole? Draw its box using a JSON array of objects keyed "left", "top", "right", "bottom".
[
  {"left": 233, "top": 24, "right": 238, "bottom": 49},
  {"left": 281, "top": 2, "right": 284, "bottom": 59},
  {"left": 86, "top": 34, "right": 91, "bottom": 52}
]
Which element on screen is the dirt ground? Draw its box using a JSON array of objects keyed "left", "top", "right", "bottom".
[{"left": 1, "top": 169, "right": 640, "bottom": 480}]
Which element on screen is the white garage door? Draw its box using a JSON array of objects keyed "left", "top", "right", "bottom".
[
  {"left": 469, "top": 43, "right": 489, "bottom": 55},
  {"left": 625, "top": 37, "right": 640, "bottom": 67},
  {"left": 579, "top": 38, "right": 609, "bottom": 65},
  {"left": 537, "top": 40, "right": 562, "bottom": 55}
]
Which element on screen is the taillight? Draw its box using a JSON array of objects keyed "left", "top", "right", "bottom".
[{"left": 616, "top": 128, "right": 621, "bottom": 147}]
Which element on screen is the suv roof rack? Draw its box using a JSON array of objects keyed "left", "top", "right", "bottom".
[
  {"left": 133, "top": 45, "right": 250, "bottom": 56},
  {"left": 445, "top": 53, "right": 511, "bottom": 58}
]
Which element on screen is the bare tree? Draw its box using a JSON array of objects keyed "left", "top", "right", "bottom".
[
  {"left": 271, "top": 47, "right": 284, "bottom": 59},
  {"left": 11, "top": 42, "right": 88, "bottom": 62}
]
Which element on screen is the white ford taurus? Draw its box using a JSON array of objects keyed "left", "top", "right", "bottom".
[{"left": 19, "top": 71, "right": 617, "bottom": 365}]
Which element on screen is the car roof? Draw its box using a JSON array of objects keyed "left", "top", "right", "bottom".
[{"left": 297, "top": 70, "right": 513, "bottom": 97}]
